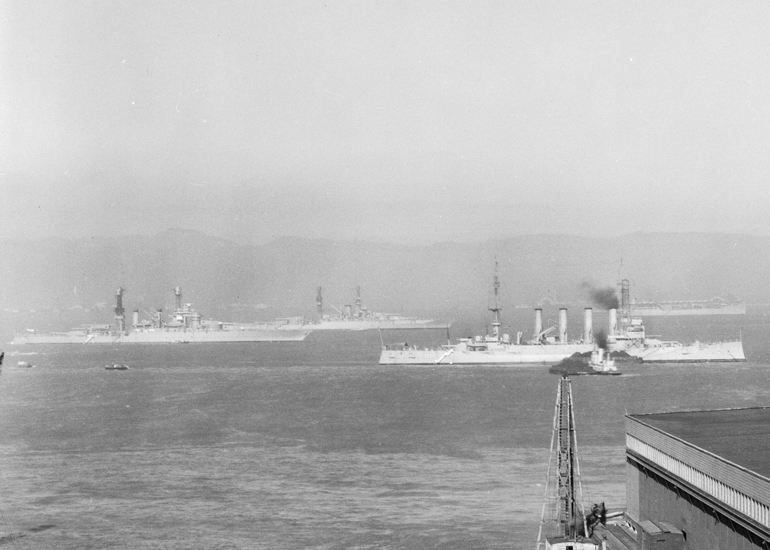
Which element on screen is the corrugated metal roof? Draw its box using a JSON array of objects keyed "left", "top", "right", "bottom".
[{"left": 629, "top": 407, "right": 770, "bottom": 479}]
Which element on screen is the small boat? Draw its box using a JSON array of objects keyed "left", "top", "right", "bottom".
[
  {"left": 104, "top": 363, "right": 129, "bottom": 370},
  {"left": 586, "top": 347, "right": 620, "bottom": 375},
  {"left": 16, "top": 361, "right": 35, "bottom": 368}
]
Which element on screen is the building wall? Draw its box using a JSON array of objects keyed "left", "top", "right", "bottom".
[
  {"left": 626, "top": 419, "right": 770, "bottom": 507},
  {"left": 626, "top": 461, "right": 640, "bottom": 521},
  {"left": 629, "top": 459, "right": 770, "bottom": 550},
  {"left": 626, "top": 415, "right": 770, "bottom": 534}
]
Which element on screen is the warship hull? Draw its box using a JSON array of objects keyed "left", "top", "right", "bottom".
[
  {"left": 302, "top": 319, "right": 451, "bottom": 331},
  {"left": 308, "top": 286, "right": 450, "bottom": 331},
  {"left": 630, "top": 298, "right": 746, "bottom": 316},
  {"left": 622, "top": 340, "right": 745, "bottom": 363},
  {"left": 12, "top": 327, "right": 309, "bottom": 345},
  {"left": 379, "top": 343, "right": 593, "bottom": 365},
  {"left": 381, "top": 334, "right": 746, "bottom": 366},
  {"left": 13, "top": 286, "right": 311, "bottom": 345}
]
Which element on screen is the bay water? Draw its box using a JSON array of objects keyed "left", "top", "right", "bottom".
[{"left": 0, "top": 319, "right": 768, "bottom": 549}]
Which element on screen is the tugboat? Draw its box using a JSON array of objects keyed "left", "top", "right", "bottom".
[
  {"left": 549, "top": 347, "right": 621, "bottom": 376},
  {"left": 587, "top": 348, "right": 618, "bottom": 374}
]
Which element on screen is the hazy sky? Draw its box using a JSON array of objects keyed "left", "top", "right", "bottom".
[{"left": 2, "top": 1, "right": 770, "bottom": 244}]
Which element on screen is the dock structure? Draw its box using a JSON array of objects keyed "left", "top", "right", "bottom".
[{"left": 622, "top": 408, "right": 770, "bottom": 549}]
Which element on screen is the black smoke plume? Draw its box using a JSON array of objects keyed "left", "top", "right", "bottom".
[
  {"left": 581, "top": 282, "right": 619, "bottom": 310},
  {"left": 594, "top": 329, "right": 608, "bottom": 350}
]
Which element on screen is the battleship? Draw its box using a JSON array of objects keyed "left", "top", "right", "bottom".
[
  {"left": 608, "top": 313, "right": 745, "bottom": 362},
  {"left": 630, "top": 296, "right": 746, "bottom": 316},
  {"left": 12, "top": 287, "right": 310, "bottom": 344},
  {"left": 276, "top": 287, "right": 451, "bottom": 331},
  {"left": 380, "top": 309, "right": 595, "bottom": 365},
  {"left": 380, "top": 266, "right": 595, "bottom": 366},
  {"left": 609, "top": 280, "right": 746, "bottom": 363},
  {"left": 379, "top": 275, "right": 746, "bottom": 366}
]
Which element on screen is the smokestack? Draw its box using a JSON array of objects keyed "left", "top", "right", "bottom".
[
  {"left": 316, "top": 287, "right": 323, "bottom": 317},
  {"left": 345, "top": 304, "right": 352, "bottom": 318},
  {"left": 174, "top": 286, "right": 182, "bottom": 310},
  {"left": 133, "top": 309, "right": 139, "bottom": 327},
  {"left": 583, "top": 308, "right": 593, "bottom": 342},
  {"left": 355, "top": 286, "right": 362, "bottom": 317},
  {"left": 558, "top": 308, "right": 568, "bottom": 343},
  {"left": 156, "top": 308, "right": 163, "bottom": 328},
  {"left": 609, "top": 308, "right": 618, "bottom": 336},
  {"left": 534, "top": 308, "right": 543, "bottom": 339}
]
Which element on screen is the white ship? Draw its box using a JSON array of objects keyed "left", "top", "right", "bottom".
[
  {"left": 380, "top": 266, "right": 594, "bottom": 366},
  {"left": 380, "top": 277, "right": 746, "bottom": 366},
  {"left": 12, "top": 287, "right": 310, "bottom": 344},
  {"left": 607, "top": 311, "right": 745, "bottom": 363},
  {"left": 379, "top": 337, "right": 594, "bottom": 365},
  {"left": 607, "top": 280, "right": 745, "bottom": 363}
]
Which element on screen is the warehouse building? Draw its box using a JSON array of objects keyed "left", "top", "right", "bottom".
[{"left": 620, "top": 407, "right": 770, "bottom": 549}]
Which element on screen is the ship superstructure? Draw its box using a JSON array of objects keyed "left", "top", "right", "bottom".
[
  {"left": 380, "top": 266, "right": 594, "bottom": 366},
  {"left": 12, "top": 287, "right": 310, "bottom": 344},
  {"left": 607, "top": 280, "right": 746, "bottom": 363},
  {"left": 379, "top": 310, "right": 595, "bottom": 365},
  {"left": 280, "top": 286, "right": 451, "bottom": 331},
  {"left": 380, "top": 275, "right": 746, "bottom": 366}
]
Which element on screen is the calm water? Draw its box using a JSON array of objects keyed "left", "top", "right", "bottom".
[{"left": 0, "top": 322, "right": 769, "bottom": 549}]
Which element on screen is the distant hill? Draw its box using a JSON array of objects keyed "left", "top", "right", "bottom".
[{"left": 2, "top": 230, "right": 768, "bottom": 336}]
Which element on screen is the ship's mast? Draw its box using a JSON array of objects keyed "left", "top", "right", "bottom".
[
  {"left": 316, "top": 287, "right": 324, "bottom": 319},
  {"left": 355, "top": 286, "right": 362, "bottom": 317},
  {"left": 489, "top": 260, "right": 502, "bottom": 339},
  {"left": 114, "top": 287, "right": 126, "bottom": 333},
  {"left": 616, "top": 258, "right": 631, "bottom": 324},
  {"left": 174, "top": 286, "right": 183, "bottom": 311},
  {"left": 620, "top": 279, "right": 630, "bottom": 318}
]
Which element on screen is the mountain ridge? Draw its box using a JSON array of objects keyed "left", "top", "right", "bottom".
[{"left": 1, "top": 231, "right": 767, "bottom": 335}]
